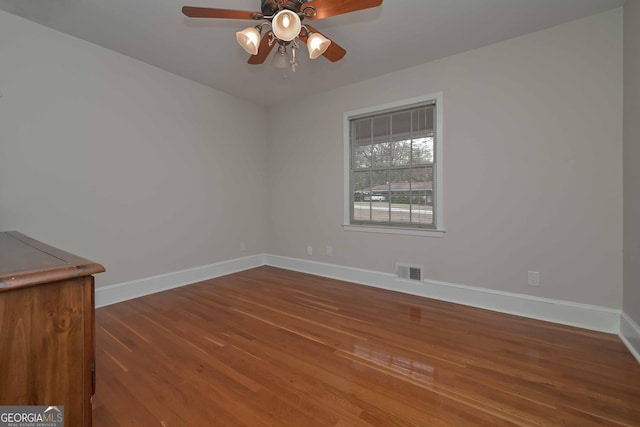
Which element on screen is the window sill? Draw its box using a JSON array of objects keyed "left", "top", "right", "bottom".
[{"left": 343, "top": 224, "right": 445, "bottom": 237}]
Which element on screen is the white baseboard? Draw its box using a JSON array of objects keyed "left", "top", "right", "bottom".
[
  {"left": 264, "top": 255, "right": 621, "bottom": 334},
  {"left": 95, "top": 253, "right": 621, "bottom": 335},
  {"left": 95, "top": 254, "right": 265, "bottom": 307},
  {"left": 620, "top": 312, "right": 640, "bottom": 363}
]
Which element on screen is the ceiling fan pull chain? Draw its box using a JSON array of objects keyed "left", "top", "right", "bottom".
[{"left": 290, "top": 40, "right": 299, "bottom": 72}]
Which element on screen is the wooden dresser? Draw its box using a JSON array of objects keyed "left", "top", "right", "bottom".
[{"left": 0, "top": 231, "right": 104, "bottom": 427}]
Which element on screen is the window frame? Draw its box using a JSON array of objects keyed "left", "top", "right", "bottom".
[{"left": 343, "top": 92, "right": 445, "bottom": 237}]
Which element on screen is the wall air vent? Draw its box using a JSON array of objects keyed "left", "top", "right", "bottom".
[{"left": 396, "top": 264, "right": 422, "bottom": 281}]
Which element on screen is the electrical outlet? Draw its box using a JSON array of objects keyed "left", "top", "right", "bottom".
[
  {"left": 239, "top": 241, "right": 246, "bottom": 252},
  {"left": 326, "top": 245, "right": 333, "bottom": 257},
  {"left": 307, "top": 246, "right": 313, "bottom": 256},
  {"left": 527, "top": 271, "right": 540, "bottom": 287}
]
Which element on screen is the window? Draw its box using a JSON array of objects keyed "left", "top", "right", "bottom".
[{"left": 344, "top": 93, "right": 443, "bottom": 236}]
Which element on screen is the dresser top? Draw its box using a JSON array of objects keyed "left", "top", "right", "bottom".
[{"left": 0, "top": 231, "right": 104, "bottom": 291}]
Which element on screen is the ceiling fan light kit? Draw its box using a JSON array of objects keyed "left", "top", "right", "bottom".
[
  {"left": 271, "top": 9, "right": 302, "bottom": 41},
  {"left": 307, "top": 32, "right": 331, "bottom": 59},
  {"left": 182, "top": 0, "right": 383, "bottom": 72},
  {"left": 236, "top": 26, "right": 262, "bottom": 55}
]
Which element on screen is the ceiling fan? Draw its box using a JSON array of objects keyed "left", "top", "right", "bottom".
[{"left": 182, "top": 0, "right": 383, "bottom": 73}]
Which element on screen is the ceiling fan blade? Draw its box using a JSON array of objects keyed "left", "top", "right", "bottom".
[
  {"left": 306, "top": 0, "right": 383, "bottom": 20},
  {"left": 182, "top": 6, "right": 262, "bottom": 20},
  {"left": 248, "top": 32, "right": 276, "bottom": 65},
  {"left": 302, "top": 25, "right": 346, "bottom": 62}
]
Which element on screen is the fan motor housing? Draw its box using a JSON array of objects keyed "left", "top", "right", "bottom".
[{"left": 261, "top": 0, "right": 307, "bottom": 16}]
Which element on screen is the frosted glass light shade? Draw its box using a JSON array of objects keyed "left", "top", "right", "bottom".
[
  {"left": 272, "top": 46, "right": 289, "bottom": 69},
  {"left": 307, "top": 32, "right": 331, "bottom": 59},
  {"left": 236, "top": 27, "right": 261, "bottom": 55},
  {"left": 271, "top": 10, "right": 301, "bottom": 42}
]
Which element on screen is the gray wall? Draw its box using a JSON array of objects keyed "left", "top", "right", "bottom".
[
  {"left": 0, "top": 10, "right": 268, "bottom": 287},
  {"left": 266, "top": 9, "right": 623, "bottom": 308},
  {"left": 624, "top": 0, "right": 640, "bottom": 323}
]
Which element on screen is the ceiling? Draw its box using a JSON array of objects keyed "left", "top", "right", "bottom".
[{"left": 0, "top": 0, "right": 625, "bottom": 106}]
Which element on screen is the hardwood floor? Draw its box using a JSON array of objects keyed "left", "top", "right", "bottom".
[{"left": 92, "top": 266, "right": 640, "bottom": 426}]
